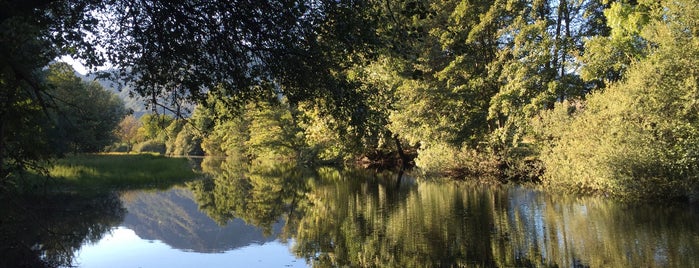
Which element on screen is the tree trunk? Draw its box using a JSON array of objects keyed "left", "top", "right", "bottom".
[
  {"left": 394, "top": 135, "right": 408, "bottom": 169},
  {"left": 552, "top": 0, "right": 566, "bottom": 76}
]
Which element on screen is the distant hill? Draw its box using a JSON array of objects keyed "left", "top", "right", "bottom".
[
  {"left": 77, "top": 70, "right": 196, "bottom": 119},
  {"left": 76, "top": 71, "right": 149, "bottom": 118}
]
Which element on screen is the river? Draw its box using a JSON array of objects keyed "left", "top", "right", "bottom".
[{"left": 2, "top": 157, "right": 698, "bottom": 267}]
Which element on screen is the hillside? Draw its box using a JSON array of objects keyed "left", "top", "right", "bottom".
[{"left": 76, "top": 71, "right": 148, "bottom": 118}]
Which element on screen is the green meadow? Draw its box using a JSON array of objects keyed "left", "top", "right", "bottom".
[{"left": 32, "top": 154, "right": 199, "bottom": 193}]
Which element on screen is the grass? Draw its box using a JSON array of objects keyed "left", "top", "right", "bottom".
[{"left": 31, "top": 154, "right": 200, "bottom": 193}]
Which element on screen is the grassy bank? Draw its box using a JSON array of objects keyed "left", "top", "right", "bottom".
[{"left": 29, "top": 154, "right": 199, "bottom": 193}]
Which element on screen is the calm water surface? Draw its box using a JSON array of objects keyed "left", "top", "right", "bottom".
[{"left": 3, "top": 157, "right": 699, "bottom": 267}]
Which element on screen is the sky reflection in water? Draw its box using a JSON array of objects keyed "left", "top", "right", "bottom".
[
  {"left": 76, "top": 227, "right": 303, "bottom": 268},
  {"left": 13, "top": 159, "right": 698, "bottom": 267}
]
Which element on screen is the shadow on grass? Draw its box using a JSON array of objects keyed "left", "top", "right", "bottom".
[{"left": 24, "top": 154, "right": 201, "bottom": 195}]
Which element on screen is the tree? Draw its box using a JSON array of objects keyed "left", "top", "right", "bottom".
[
  {"left": 128, "top": 114, "right": 174, "bottom": 154},
  {"left": 201, "top": 117, "right": 250, "bottom": 158},
  {"left": 244, "top": 100, "right": 304, "bottom": 161},
  {"left": 0, "top": 0, "right": 106, "bottom": 181},
  {"left": 579, "top": 0, "right": 649, "bottom": 87},
  {"left": 45, "top": 62, "right": 127, "bottom": 153},
  {"left": 1, "top": 59, "right": 126, "bottom": 180},
  {"left": 135, "top": 114, "right": 173, "bottom": 143},
  {"left": 380, "top": 0, "right": 501, "bottom": 148},
  {"left": 354, "top": 0, "right": 505, "bottom": 174},
  {"left": 536, "top": 0, "right": 699, "bottom": 200},
  {"left": 170, "top": 124, "right": 204, "bottom": 156},
  {"left": 487, "top": 0, "right": 601, "bottom": 149},
  {"left": 116, "top": 115, "right": 141, "bottom": 151},
  {"left": 76, "top": 0, "right": 381, "bottom": 115}
]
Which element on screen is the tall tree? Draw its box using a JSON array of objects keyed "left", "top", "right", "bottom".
[
  {"left": 84, "top": 0, "right": 381, "bottom": 114},
  {"left": 0, "top": 0, "right": 105, "bottom": 181},
  {"left": 487, "top": 0, "right": 601, "bottom": 148},
  {"left": 579, "top": 0, "right": 650, "bottom": 87},
  {"left": 537, "top": 0, "right": 699, "bottom": 200},
  {"left": 45, "top": 62, "right": 127, "bottom": 153},
  {"left": 378, "top": 0, "right": 503, "bottom": 148}
]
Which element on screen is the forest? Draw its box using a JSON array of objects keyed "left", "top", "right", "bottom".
[{"left": 1, "top": 0, "right": 698, "bottom": 202}]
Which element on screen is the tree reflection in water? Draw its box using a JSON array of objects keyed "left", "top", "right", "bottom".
[
  {"left": 193, "top": 157, "right": 699, "bottom": 267},
  {"left": 4, "top": 157, "right": 697, "bottom": 267},
  {"left": 189, "top": 157, "right": 310, "bottom": 238},
  {"left": 0, "top": 192, "right": 125, "bottom": 268}
]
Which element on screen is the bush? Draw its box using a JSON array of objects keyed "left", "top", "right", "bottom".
[
  {"left": 104, "top": 143, "right": 130, "bottom": 153},
  {"left": 414, "top": 142, "right": 499, "bottom": 179},
  {"left": 133, "top": 140, "right": 166, "bottom": 155},
  {"left": 499, "top": 144, "right": 544, "bottom": 183},
  {"left": 166, "top": 124, "right": 204, "bottom": 156},
  {"left": 535, "top": 42, "right": 699, "bottom": 201}
]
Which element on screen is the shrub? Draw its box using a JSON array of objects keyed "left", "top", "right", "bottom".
[
  {"left": 535, "top": 42, "right": 699, "bottom": 201},
  {"left": 133, "top": 140, "right": 166, "bottom": 154},
  {"left": 169, "top": 125, "right": 204, "bottom": 156},
  {"left": 415, "top": 142, "right": 499, "bottom": 179},
  {"left": 104, "top": 143, "right": 130, "bottom": 153}
]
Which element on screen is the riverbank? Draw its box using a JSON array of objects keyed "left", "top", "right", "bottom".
[{"left": 20, "top": 154, "right": 199, "bottom": 194}]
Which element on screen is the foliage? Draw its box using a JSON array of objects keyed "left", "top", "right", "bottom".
[
  {"left": 45, "top": 63, "right": 127, "bottom": 153},
  {"left": 163, "top": 119, "right": 184, "bottom": 155},
  {"left": 244, "top": 101, "right": 305, "bottom": 161},
  {"left": 295, "top": 101, "right": 354, "bottom": 162},
  {"left": 414, "top": 142, "right": 500, "bottom": 180},
  {"left": 84, "top": 0, "right": 383, "bottom": 116},
  {"left": 486, "top": 0, "right": 592, "bottom": 148},
  {"left": 122, "top": 113, "right": 207, "bottom": 156},
  {"left": 197, "top": 95, "right": 369, "bottom": 163},
  {"left": 112, "top": 109, "right": 210, "bottom": 157},
  {"left": 136, "top": 114, "right": 174, "bottom": 143},
  {"left": 579, "top": 1, "right": 651, "bottom": 85},
  {"left": 0, "top": 0, "right": 106, "bottom": 182},
  {"left": 170, "top": 124, "right": 204, "bottom": 156},
  {"left": 115, "top": 115, "right": 141, "bottom": 151},
  {"left": 104, "top": 143, "right": 130, "bottom": 153},
  {"left": 197, "top": 98, "right": 304, "bottom": 161},
  {"left": 1, "top": 60, "right": 126, "bottom": 184},
  {"left": 132, "top": 140, "right": 166, "bottom": 155},
  {"left": 3, "top": 0, "right": 699, "bottom": 201},
  {"left": 201, "top": 115, "right": 249, "bottom": 158},
  {"left": 536, "top": 0, "right": 699, "bottom": 200},
  {"left": 379, "top": 0, "right": 501, "bottom": 149}
]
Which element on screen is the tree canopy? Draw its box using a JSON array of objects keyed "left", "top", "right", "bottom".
[{"left": 2, "top": 0, "right": 699, "bottom": 200}]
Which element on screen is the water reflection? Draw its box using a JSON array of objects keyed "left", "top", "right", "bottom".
[
  {"left": 0, "top": 192, "right": 124, "bottom": 268},
  {"left": 194, "top": 157, "right": 699, "bottom": 267},
  {"left": 188, "top": 157, "right": 310, "bottom": 238},
  {"left": 499, "top": 189, "right": 699, "bottom": 267},
  {"left": 3, "top": 157, "right": 699, "bottom": 267},
  {"left": 120, "top": 187, "right": 282, "bottom": 253}
]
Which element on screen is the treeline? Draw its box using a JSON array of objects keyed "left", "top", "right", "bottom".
[
  {"left": 3, "top": 0, "right": 698, "bottom": 201},
  {"left": 1, "top": 62, "right": 126, "bottom": 172},
  {"left": 117, "top": 0, "right": 696, "bottom": 201}
]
